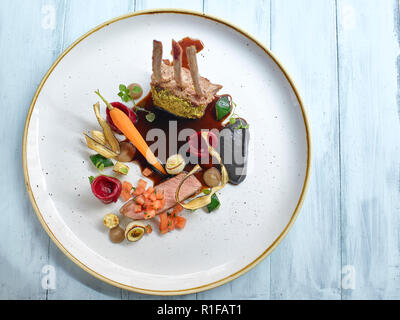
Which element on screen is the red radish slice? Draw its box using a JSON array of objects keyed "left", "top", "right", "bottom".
[
  {"left": 106, "top": 102, "right": 137, "bottom": 134},
  {"left": 91, "top": 176, "right": 122, "bottom": 204}
]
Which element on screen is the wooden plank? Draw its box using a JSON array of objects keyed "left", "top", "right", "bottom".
[
  {"left": 197, "top": 0, "right": 271, "bottom": 300},
  {"left": 46, "top": 0, "right": 133, "bottom": 300},
  {"left": 0, "top": 0, "right": 67, "bottom": 300},
  {"left": 268, "top": 0, "right": 341, "bottom": 299},
  {"left": 337, "top": 0, "right": 400, "bottom": 299},
  {"left": 61, "top": 0, "right": 135, "bottom": 50},
  {"left": 136, "top": 0, "right": 203, "bottom": 11},
  {"left": 204, "top": 0, "right": 270, "bottom": 48}
]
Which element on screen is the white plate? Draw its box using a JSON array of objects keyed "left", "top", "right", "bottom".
[{"left": 23, "top": 9, "right": 311, "bottom": 295}]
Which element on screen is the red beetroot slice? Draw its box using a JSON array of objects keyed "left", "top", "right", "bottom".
[
  {"left": 188, "top": 131, "right": 218, "bottom": 159},
  {"left": 91, "top": 176, "right": 122, "bottom": 204},
  {"left": 106, "top": 102, "right": 137, "bottom": 134}
]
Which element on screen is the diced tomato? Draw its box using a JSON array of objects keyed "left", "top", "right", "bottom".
[
  {"left": 144, "top": 187, "right": 155, "bottom": 198},
  {"left": 137, "top": 179, "right": 147, "bottom": 190},
  {"left": 149, "top": 193, "right": 157, "bottom": 201},
  {"left": 121, "top": 190, "right": 131, "bottom": 202},
  {"left": 134, "top": 204, "right": 142, "bottom": 213},
  {"left": 144, "top": 198, "right": 152, "bottom": 208},
  {"left": 159, "top": 212, "right": 168, "bottom": 234},
  {"left": 175, "top": 216, "right": 187, "bottom": 229},
  {"left": 159, "top": 199, "right": 166, "bottom": 210},
  {"left": 145, "top": 210, "right": 156, "bottom": 220},
  {"left": 133, "top": 186, "right": 145, "bottom": 196},
  {"left": 145, "top": 224, "right": 153, "bottom": 234},
  {"left": 167, "top": 214, "right": 175, "bottom": 231},
  {"left": 121, "top": 181, "right": 133, "bottom": 201},
  {"left": 122, "top": 181, "right": 133, "bottom": 192},
  {"left": 135, "top": 195, "right": 145, "bottom": 205},
  {"left": 155, "top": 190, "right": 164, "bottom": 200},
  {"left": 174, "top": 204, "right": 183, "bottom": 214},
  {"left": 142, "top": 168, "right": 153, "bottom": 177},
  {"left": 152, "top": 200, "right": 161, "bottom": 210}
]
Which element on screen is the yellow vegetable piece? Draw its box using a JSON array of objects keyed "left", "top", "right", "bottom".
[
  {"left": 91, "top": 130, "right": 107, "bottom": 145},
  {"left": 125, "top": 222, "right": 146, "bottom": 242},
  {"left": 93, "top": 102, "right": 120, "bottom": 154},
  {"left": 84, "top": 133, "right": 118, "bottom": 159},
  {"left": 113, "top": 162, "right": 130, "bottom": 175},
  {"left": 103, "top": 214, "right": 119, "bottom": 229},
  {"left": 166, "top": 154, "right": 186, "bottom": 175}
]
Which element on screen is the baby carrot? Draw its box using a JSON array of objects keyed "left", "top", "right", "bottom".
[{"left": 95, "top": 91, "right": 166, "bottom": 175}]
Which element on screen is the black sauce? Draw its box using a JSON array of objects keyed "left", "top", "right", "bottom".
[{"left": 219, "top": 118, "right": 250, "bottom": 185}]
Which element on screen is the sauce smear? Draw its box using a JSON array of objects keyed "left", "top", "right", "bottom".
[
  {"left": 176, "top": 37, "right": 204, "bottom": 69},
  {"left": 131, "top": 92, "right": 229, "bottom": 186}
]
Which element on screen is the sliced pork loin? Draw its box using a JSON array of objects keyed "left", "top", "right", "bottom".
[{"left": 120, "top": 172, "right": 202, "bottom": 220}]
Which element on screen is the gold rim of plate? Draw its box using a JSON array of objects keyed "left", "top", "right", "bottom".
[{"left": 22, "top": 8, "right": 312, "bottom": 296}]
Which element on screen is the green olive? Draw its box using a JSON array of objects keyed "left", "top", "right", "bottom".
[
  {"left": 128, "top": 83, "right": 143, "bottom": 100},
  {"left": 203, "top": 167, "right": 222, "bottom": 187},
  {"left": 109, "top": 226, "right": 125, "bottom": 243}
]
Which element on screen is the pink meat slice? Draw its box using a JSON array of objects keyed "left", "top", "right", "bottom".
[{"left": 120, "top": 172, "right": 202, "bottom": 220}]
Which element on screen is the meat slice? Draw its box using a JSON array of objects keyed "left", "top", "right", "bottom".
[
  {"left": 186, "top": 45, "right": 203, "bottom": 97},
  {"left": 172, "top": 39, "right": 183, "bottom": 86},
  {"left": 120, "top": 172, "right": 202, "bottom": 220},
  {"left": 152, "top": 40, "right": 163, "bottom": 83}
]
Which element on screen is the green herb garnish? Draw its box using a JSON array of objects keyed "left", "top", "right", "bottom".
[
  {"left": 207, "top": 193, "right": 221, "bottom": 213},
  {"left": 227, "top": 102, "right": 250, "bottom": 129},
  {"left": 90, "top": 154, "right": 114, "bottom": 171},
  {"left": 145, "top": 112, "right": 156, "bottom": 123},
  {"left": 117, "top": 84, "right": 156, "bottom": 122},
  {"left": 118, "top": 84, "right": 132, "bottom": 102},
  {"left": 215, "top": 96, "right": 232, "bottom": 120},
  {"left": 203, "top": 189, "right": 220, "bottom": 212},
  {"left": 89, "top": 176, "right": 95, "bottom": 184},
  {"left": 235, "top": 119, "right": 250, "bottom": 129}
]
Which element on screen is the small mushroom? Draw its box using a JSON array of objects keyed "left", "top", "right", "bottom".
[
  {"left": 103, "top": 213, "right": 119, "bottom": 229},
  {"left": 128, "top": 83, "right": 143, "bottom": 100},
  {"left": 203, "top": 167, "right": 222, "bottom": 187},
  {"left": 109, "top": 226, "right": 125, "bottom": 243},
  {"left": 116, "top": 141, "right": 137, "bottom": 162},
  {"left": 125, "top": 221, "right": 146, "bottom": 242}
]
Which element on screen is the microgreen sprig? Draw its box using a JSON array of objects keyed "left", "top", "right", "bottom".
[
  {"left": 227, "top": 102, "right": 250, "bottom": 129},
  {"left": 118, "top": 84, "right": 132, "bottom": 103},
  {"left": 117, "top": 84, "right": 156, "bottom": 123}
]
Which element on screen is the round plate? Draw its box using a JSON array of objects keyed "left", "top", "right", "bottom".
[{"left": 23, "top": 9, "right": 311, "bottom": 295}]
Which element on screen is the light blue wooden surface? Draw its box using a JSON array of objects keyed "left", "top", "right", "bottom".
[{"left": 0, "top": 0, "right": 399, "bottom": 300}]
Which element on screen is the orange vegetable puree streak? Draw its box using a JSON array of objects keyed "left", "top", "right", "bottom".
[{"left": 110, "top": 108, "right": 166, "bottom": 175}]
